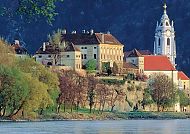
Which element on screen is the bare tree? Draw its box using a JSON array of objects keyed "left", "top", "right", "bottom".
[{"left": 87, "top": 76, "right": 98, "bottom": 113}]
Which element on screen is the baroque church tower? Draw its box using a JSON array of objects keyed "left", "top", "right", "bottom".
[{"left": 154, "top": 3, "right": 176, "bottom": 67}]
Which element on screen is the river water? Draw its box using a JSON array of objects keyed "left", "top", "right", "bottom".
[{"left": 0, "top": 120, "right": 190, "bottom": 134}]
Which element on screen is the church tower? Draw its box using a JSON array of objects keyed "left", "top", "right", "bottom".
[{"left": 154, "top": 3, "right": 176, "bottom": 67}]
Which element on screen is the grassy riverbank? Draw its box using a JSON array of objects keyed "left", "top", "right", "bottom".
[
  {"left": 1, "top": 109, "right": 190, "bottom": 121},
  {"left": 17, "top": 112, "right": 190, "bottom": 121}
]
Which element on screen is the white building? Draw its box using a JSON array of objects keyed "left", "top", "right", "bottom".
[{"left": 154, "top": 3, "right": 176, "bottom": 67}]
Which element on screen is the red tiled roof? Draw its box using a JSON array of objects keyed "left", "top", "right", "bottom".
[
  {"left": 178, "top": 71, "right": 189, "bottom": 80},
  {"left": 61, "top": 33, "right": 123, "bottom": 45},
  {"left": 144, "top": 55, "right": 176, "bottom": 71}
]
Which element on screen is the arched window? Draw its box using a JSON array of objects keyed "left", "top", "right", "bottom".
[
  {"left": 166, "top": 22, "right": 169, "bottom": 26},
  {"left": 167, "top": 38, "right": 170, "bottom": 46},
  {"left": 158, "top": 38, "right": 161, "bottom": 46}
]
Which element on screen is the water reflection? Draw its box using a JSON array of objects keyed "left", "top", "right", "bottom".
[{"left": 0, "top": 120, "right": 190, "bottom": 134}]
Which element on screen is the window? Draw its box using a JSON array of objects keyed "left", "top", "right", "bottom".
[
  {"left": 166, "top": 22, "right": 169, "bottom": 26},
  {"left": 184, "top": 85, "right": 186, "bottom": 90},
  {"left": 167, "top": 38, "right": 170, "bottom": 46},
  {"left": 94, "top": 54, "right": 97, "bottom": 59},
  {"left": 94, "top": 47, "right": 97, "bottom": 49},
  {"left": 81, "top": 47, "right": 84, "bottom": 49},
  {"left": 84, "top": 54, "right": 87, "bottom": 59},
  {"left": 38, "top": 55, "right": 42, "bottom": 58},
  {"left": 67, "top": 55, "right": 70, "bottom": 58},
  {"left": 84, "top": 47, "right": 87, "bottom": 49},
  {"left": 48, "top": 55, "right": 51, "bottom": 58},
  {"left": 158, "top": 38, "right": 161, "bottom": 46},
  {"left": 81, "top": 54, "right": 83, "bottom": 59}
]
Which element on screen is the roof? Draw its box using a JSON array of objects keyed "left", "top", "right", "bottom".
[
  {"left": 138, "top": 50, "right": 152, "bottom": 55},
  {"left": 64, "top": 42, "right": 80, "bottom": 52},
  {"left": 125, "top": 49, "right": 152, "bottom": 58},
  {"left": 61, "top": 33, "right": 123, "bottom": 45},
  {"left": 178, "top": 71, "right": 189, "bottom": 80},
  {"left": 123, "top": 62, "right": 138, "bottom": 69},
  {"left": 36, "top": 42, "right": 80, "bottom": 54},
  {"left": 127, "top": 49, "right": 142, "bottom": 57},
  {"left": 144, "top": 55, "right": 176, "bottom": 71},
  {"left": 36, "top": 44, "right": 60, "bottom": 54},
  {"left": 11, "top": 44, "right": 27, "bottom": 55}
]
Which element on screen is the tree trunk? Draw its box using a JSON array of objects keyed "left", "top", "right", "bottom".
[
  {"left": 111, "top": 104, "right": 115, "bottom": 112},
  {"left": 57, "top": 104, "right": 60, "bottom": 114}
]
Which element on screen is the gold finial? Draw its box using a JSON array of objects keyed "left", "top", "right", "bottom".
[{"left": 163, "top": 1, "right": 167, "bottom": 14}]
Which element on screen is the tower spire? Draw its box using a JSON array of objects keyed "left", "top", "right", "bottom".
[{"left": 163, "top": 0, "right": 167, "bottom": 14}]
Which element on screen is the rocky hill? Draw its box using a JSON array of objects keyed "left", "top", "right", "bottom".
[{"left": 0, "top": 0, "right": 190, "bottom": 75}]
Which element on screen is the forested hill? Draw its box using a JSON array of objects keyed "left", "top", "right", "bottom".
[{"left": 0, "top": 0, "right": 190, "bottom": 75}]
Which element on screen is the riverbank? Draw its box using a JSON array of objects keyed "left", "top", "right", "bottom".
[{"left": 1, "top": 111, "right": 190, "bottom": 122}]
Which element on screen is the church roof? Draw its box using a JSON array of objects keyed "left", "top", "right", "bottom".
[
  {"left": 61, "top": 33, "right": 123, "bottom": 46},
  {"left": 125, "top": 49, "right": 152, "bottom": 58},
  {"left": 178, "top": 71, "right": 189, "bottom": 80},
  {"left": 144, "top": 55, "right": 176, "bottom": 71}
]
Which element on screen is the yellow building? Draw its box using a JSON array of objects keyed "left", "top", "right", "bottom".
[
  {"left": 62, "top": 31, "right": 124, "bottom": 72},
  {"left": 178, "top": 71, "right": 190, "bottom": 95}
]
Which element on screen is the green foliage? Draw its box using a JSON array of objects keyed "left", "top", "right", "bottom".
[
  {"left": 1, "top": 0, "right": 64, "bottom": 24},
  {"left": 86, "top": 59, "right": 97, "bottom": 71},
  {"left": 141, "top": 88, "right": 154, "bottom": 106},
  {"left": 0, "top": 65, "right": 29, "bottom": 117},
  {"left": 178, "top": 90, "right": 190, "bottom": 107},
  {"left": 48, "top": 29, "right": 65, "bottom": 47}
]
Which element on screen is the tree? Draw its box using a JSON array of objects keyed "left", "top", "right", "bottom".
[
  {"left": 0, "top": 65, "right": 29, "bottom": 118},
  {"left": 148, "top": 73, "right": 177, "bottom": 112},
  {"left": 141, "top": 88, "right": 154, "bottom": 110},
  {"left": 15, "top": 58, "right": 59, "bottom": 114},
  {"left": 87, "top": 76, "right": 97, "bottom": 113},
  {"left": 178, "top": 90, "right": 189, "bottom": 108},
  {"left": 112, "top": 62, "right": 119, "bottom": 75},
  {"left": 96, "top": 84, "right": 111, "bottom": 113},
  {"left": 0, "top": 0, "right": 64, "bottom": 23},
  {"left": 86, "top": 59, "right": 97, "bottom": 71},
  {"left": 0, "top": 39, "right": 16, "bottom": 67}
]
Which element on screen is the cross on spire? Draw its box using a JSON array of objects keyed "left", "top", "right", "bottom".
[{"left": 163, "top": 1, "right": 167, "bottom": 14}]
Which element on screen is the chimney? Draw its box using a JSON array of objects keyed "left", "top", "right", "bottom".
[
  {"left": 90, "top": 29, "right": 94, "bottom": 35},
  {"left": 63, "top": 29, "right": 67, "bottom": 34},
  {"left": 15, "top": 40, "right": 20, "bottom": 45},
  {"left": 72, "top": 30, "right": 77, "bottom": 34},
  {"left": 101, "top": 33, "right": 105, "bottom": 43},
  {"left": 82, "top": 30, "right": 86, "bottom": 34},
  {"left": 43, "top": 42, "right": 46, "bottom": 51}
]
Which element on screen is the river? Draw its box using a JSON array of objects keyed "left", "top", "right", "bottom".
[{"left": 0, "top": 120, "right": 190, "bottom": 134}]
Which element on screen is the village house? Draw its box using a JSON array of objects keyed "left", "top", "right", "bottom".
[
  {"left": 11, "top": 40, "right": 28, "bottom": 58},
  {"left": 34, "top": 42, "right": 82, "bottom": 70}
]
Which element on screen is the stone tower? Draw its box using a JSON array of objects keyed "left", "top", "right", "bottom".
[{"left": 154, "top": 3, "right": 176, "bottom": 67}]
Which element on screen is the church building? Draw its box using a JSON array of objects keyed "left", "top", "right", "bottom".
[{"left": 154, "top": 3, "right": 176, "bottom": 67}]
